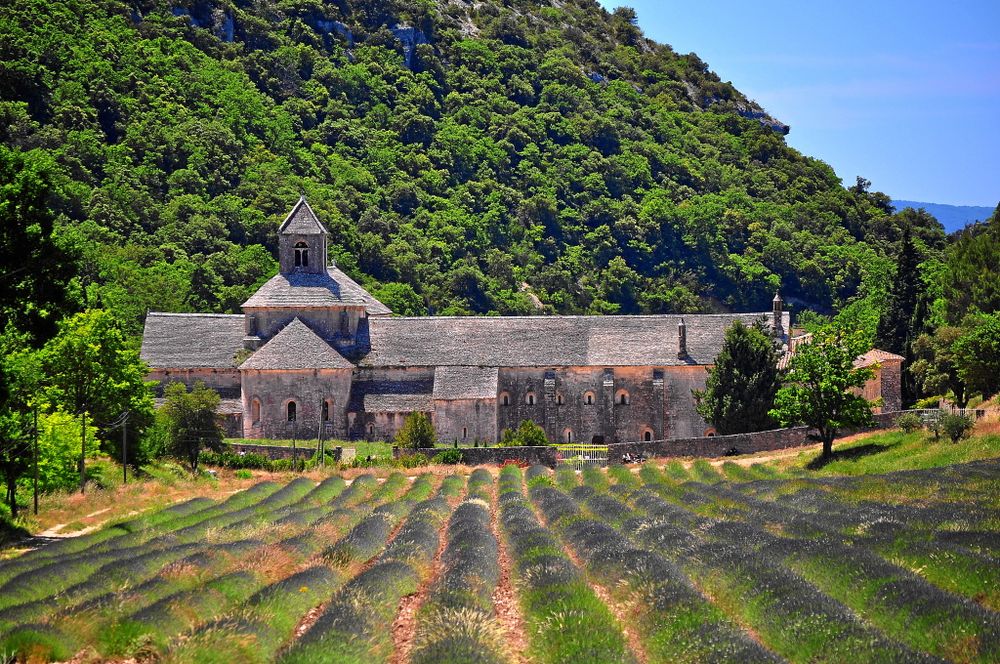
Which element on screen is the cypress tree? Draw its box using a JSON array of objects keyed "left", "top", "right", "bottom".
[{"left": 694, "top": 319, "right": 781, "bottom": 434}]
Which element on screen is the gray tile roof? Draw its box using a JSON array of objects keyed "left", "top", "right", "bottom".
[
  {"left": 278, "top": 196, "right": 328, "bottom": 235},
  {"left": 141, "top": 313, "right": 245, "bottom": 369},
  {"left": 433, "top": 366, "right": 499, "bottom": 400},
  {"left": 240, "top": 318, "right": 354, "bottom": 370},
  {"left": 358, "top": 312, "right": 789, "bottom": 368},
  {"left": 151, "top": 397, "right": 243, "bottom": 415},
  {"left": 241, "top": 266, "right": 391, "bottom": 315},
  {"left": 349, "top": 379, "right": 433, "bottom": 413}
]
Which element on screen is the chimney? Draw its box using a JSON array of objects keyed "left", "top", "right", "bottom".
[
  {"left": 677, "top": 318, "right": 687, "bottom": 358},
  {"left": 772, "top": 291, "right": 784, "bottom": 337}
]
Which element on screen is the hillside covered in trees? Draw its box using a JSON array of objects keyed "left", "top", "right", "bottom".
[{"left": 1, "top": 0, "right": 949, "bottom": 336}]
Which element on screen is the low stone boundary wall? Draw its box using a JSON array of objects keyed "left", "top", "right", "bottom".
[
  {"left": 608, "top": 410, "right": 936, "bottom": 463},
  {"left": 225, "top": 442, "right": 341, "bottom": 462},
  {"left": 393, "top": 445, "right": 559, "bottom": 468}
]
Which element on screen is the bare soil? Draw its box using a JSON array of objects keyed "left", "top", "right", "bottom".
[{"left": 490, "top": 485, "right": 529, "bottom": 664}]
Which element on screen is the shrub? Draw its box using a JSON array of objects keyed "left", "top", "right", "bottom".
[
  {"left": 940, "top": 413, "right": 974, "bottom": 443},
  {"left": 914, "top": 395, "right": 942, "bottom": 409},
  {"left": 499, "top": 420, "right": 548, "bottom": 447},
  {"left": 234, "top": 469, "right": 253, "bottom": 479},
  {"left": 431, "top": 449, "right": 463, "bottom": 465},
  {"left": 895, "top": 412, "right": 923, "bottom": 433},
  {"left": 395, "top": 453, "right": 429, "bottom": 469},
  {"left": 396, "top": 413, "right": 436, "bottom": 449}
]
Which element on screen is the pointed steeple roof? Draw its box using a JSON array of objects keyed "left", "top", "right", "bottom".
[
  {"left": 278, "top": 196, "right": 328, "bottom": 236},
  {"left": 239, "top": 318, "right": 353, "bottom": 370}
]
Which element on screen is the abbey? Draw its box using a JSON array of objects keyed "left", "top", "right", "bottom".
[{"left": 141, "top": 198, "right": 902, "bottom": 444}]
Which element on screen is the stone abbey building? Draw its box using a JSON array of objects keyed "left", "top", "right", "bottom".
[{"left": 141, "top": 198, "right": 902, "bottom": 444}]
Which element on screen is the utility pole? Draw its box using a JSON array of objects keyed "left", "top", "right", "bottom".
[
  {"left": 317, "top": 400, "right": 324, "bottom": 469},
  {"left": 122, "top": 410, "right": 129, "bottom": 484},
  {"left": 291, "top": 417, "right": 297, "bottom": 472},
  {"left": 33, "top": 407, "right": 38, "bottom": 515},
  {"left": 80, "top": 410, "right": 87, "bottom": 494}
]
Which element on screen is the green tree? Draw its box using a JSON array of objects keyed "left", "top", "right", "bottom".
[
  {"left": 0, "top": 145, "right": 77, "bottom": 345},
  {"left": 41, "top": 310, "right": 154, "bottom": 491},
  {"left": 161, "top": 382, "right": 223, "bottom": 471},
  {"left": 911, "top": 326, "right": 967, "bottom": 407},
  {"left": 694, "top": 319, "right": 781, "bottom": 434},
  {"left": 875, "top": 225, "right": 922, "bottom": 405},
  {"left": 939, "top": 207, "right": 1000, "bottom": 324},
  {"left": 395, "top": 412, "right": 436, "bottom": 449},
  {"left": 500, "top": 419, "right": 549, "bottom": 447},
  {"left": 953, "top": 313, "right": 1000, "bottom": 399},
  {"left": 0, "top": 334, "right": 38, "bottom": 518},
  {"left": 769, "top": 331, "right": 876, "bottom": 459}
]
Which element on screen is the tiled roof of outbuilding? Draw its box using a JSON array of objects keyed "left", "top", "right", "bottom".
[
  {"left": 241, "top": 266, "right": 391, "bottom": 315},
  {"left": 140, "top": 313, "right": 245, "bottom": 369},
  {"left": 855, "top": 349, "right": 905, "bottom": 367},
  {"left": 240, "top": 318, "right": 353, "bottom": 370},
  {"left": 433, "top": 366, "right": 499, "bottom": 400},
  {"left": 358, "top": 313, "right": 788, "bottom": 368},
  {"left": 278, "top": 197, "right": 328, "bottom": 235}
]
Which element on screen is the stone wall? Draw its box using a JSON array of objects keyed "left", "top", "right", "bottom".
[
  {"left": 608, "top": 410, "right": 935, "bottom": 462},
  {"left": 150, "top": 368, "right": 241, "bottom": 398},
  {"left": 225, "top": 442, "right": 342, "bottom": 461},
  {"left": 496, "top": 365, "right": 704, "bottom": 446},
  {"left": 241, "top": 367, "right": 352, "bottom": 439},
  {"left": 433, "top": 398, "right": 497, "bottom": 445},
  {"left": 393, "top": 445, "right": 558, "bottom": 468}
]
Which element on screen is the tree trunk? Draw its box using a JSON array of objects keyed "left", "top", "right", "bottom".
[
  {"left": 79, "top": 410, "right": 87, "bottom": 494},
  {"left": 6, "top": 474, "right": 17, "bottom": 519},
  {"left": 821, "top": 428, "right": 835, "bottom": 458}
]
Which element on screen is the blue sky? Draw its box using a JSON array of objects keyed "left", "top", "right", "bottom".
[{"left": 597, "top": 1, "right": 1000, "bottom": 207}]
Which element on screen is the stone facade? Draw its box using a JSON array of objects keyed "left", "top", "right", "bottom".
[{"left": 140, "top": 198, "right": 903, "bottom": 445}]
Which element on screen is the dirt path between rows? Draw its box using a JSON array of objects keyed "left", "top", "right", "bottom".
[
  {"left": 389, "top": 494, "right": 457, "bottom": 664},
  {"left": 491, "top": 485, "right": 529, "bottom": 664}
]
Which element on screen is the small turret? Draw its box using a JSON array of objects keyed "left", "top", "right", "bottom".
[
  {"left": 772, "top": 291, "right": 784, "bottom": 337},
  {"left": 278, "top": 196, "right": 329, "bottom": 275},
  {"left": 677, "top": 318, "right": 687, "bottom": 358}
]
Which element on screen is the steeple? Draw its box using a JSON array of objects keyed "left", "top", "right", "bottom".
[
  {"left": 772, "top": 290, "right": 784, "bottom": 337},
  {"left": 278, "top": 196, "right": 329, "bottom": 275}
]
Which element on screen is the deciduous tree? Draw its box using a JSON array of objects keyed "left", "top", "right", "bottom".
[
  {"left": 41, "top": 310, "right": 154, "bottom": 490},
  {"left": 162, "top": 381, "right": 223, "bottom": 471},
  {"left": 770, "top": 331, "right": 875, "bottom": 459}
]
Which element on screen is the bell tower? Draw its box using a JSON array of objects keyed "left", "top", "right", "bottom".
[{"left": 278, "top": 196, "right": 328, "bottom": 275}]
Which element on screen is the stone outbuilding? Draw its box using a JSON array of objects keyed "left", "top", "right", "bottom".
[{"left": 140, "top": 198, "right": 902, "bottom": 444}]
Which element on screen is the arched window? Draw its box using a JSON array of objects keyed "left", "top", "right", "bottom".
[
  {"left": 704, "top": 428, "right": 717, "bottom": 437},
  {"left": 500, "top": 392, "right": 510, "bottom": 407},
  {"left": 368, "top": 424, "right": 375, "bottom": 437},
  {"left": 322, "top": 400, "right": 330, "bottom": 422},
  {"left": 462, "top": 427, "right": 468, "bottom": 439},
  {"left": 643, "top": 429, "right": 653, "bottom": 442},
  {"left": 525, "top": 392, "right": 536, "bottom": 406},
  {"left": 251, "top": 398, "right": 261, "bottom": 425},
  {"left": 286, "top": 401, "right": 297, "bottom": 422},
  {"left": 294, "top": 241, "right": 309, "bottom": 267},
  {"left": 564, "top": 428, "right": 574, "bottom": 443},
  {"left": 616, "top": 389, "right": 630, "bottom": 405},
  {"left": 584, "top": 391, "right": 595, "bottom": 405},
  {"left": 556, "top": 392, "right": 564, "bottom": 406}
]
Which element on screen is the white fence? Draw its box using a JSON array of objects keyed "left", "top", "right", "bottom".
[{"left": 555, "top": 444, "right": 608, "bottom": 469}]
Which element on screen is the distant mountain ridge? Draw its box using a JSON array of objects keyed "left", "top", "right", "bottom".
[{"left": 892, "top": 200, "right": 995, "bottom": 233}]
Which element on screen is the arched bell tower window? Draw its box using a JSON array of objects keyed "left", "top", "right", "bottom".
[{"left": 294, "top": 242, "right": 309, "bottom": 268}]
